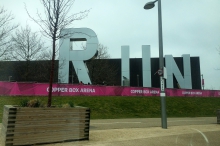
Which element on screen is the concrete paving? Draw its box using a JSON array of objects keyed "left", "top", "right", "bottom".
[
  {"left": 90, "top": 117, "right": 217, "bottom": 130},
  {"left": 1, "top": 117, "right": 220, "bottom": 146}
]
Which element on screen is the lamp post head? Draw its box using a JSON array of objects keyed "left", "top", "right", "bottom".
[{"left": 144, "top": 1, "right": 157, "bottom": 10}]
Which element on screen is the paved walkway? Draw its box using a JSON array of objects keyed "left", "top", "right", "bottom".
[
  {"left": 90, "top": 117, "right": 217, "bottom": 130},
  {"left": 1, "top": 117, "right": 220, "bottom": 146}
]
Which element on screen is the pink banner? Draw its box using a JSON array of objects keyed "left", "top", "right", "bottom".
[{"left": 0, "top": 81, "right": 220, "bottom": 97}]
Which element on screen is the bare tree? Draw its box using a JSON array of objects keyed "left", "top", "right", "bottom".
[
  {"left": 40, "top": 50, "right": 53, "bottom": 60},
  {"left": 11, "top": 25, "right": 47, "bottom": 61},
  {"left": 10, "top": 25, "right": 48, "bottom": 80},
  {"left": 95, "top": 44, "right": 110, "bottom": 59},
  {"left": 0, "top": 7, "right": 18, "bottom": 60},
  {"left": 86, "top": 44, "right": 119, "bottom": 85},
  {"left": 25, "top": 0, "right": 89, "bottom": 107}
]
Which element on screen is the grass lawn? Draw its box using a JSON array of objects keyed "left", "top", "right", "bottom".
[{"left": 0, "top": 96, "right": 220, "bottom": 122}]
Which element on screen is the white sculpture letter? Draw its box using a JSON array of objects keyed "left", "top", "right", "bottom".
[{"left": 58, "top": 28, "right": 99, "bottom": 84}]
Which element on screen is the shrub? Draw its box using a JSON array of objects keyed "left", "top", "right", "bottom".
[
  {"left": 68, "top": 101, "right": 75, "bottom": 107},
  {"left": 61, "top": 102, "right": 75, "bottom": 108},
  {"left": 19, "top": 98, "right": 75, "bottom": 108},
  {"left": 19, "top": 99, "right": 29, "bottom": 107},
  {"left": 27, "top": 99, "right": 41, "bottom": 107},
  {"left": 62, "top": 103, "right": 71, "bottom": 108}
]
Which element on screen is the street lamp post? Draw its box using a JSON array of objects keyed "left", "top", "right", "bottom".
[{"left": 144, "top": 0, "right": 167, "bottom": 129}]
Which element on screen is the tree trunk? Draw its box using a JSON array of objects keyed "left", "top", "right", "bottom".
[{"left": 47, "top": 39, "right": 56, "bottom": 107}]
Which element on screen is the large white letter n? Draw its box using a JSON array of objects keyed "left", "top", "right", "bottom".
[{"left": 58, "top": 28, "right": 99, "bottom": 84}]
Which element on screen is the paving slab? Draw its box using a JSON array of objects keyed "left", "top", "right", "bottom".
[
  {"left": 42, "top": 124, "right": 220, "bottom": 146},
  {"left": 1, "top": 117, "right": 219, "bottom": 146}
]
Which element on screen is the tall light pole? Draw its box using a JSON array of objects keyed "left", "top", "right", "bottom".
[{"left": 144, "top": 0, "right": 167, "bottom": 129}]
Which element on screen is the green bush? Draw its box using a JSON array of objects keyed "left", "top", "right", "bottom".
[
  {"left": 28, "top": 99, "right": 41, "bottom": 107},
  {"left": 19, "top": 99, "right": 29, "bottom": 107},
  {"left": 62, "top": 103, "right": 71, "bottom": 108},
  {"left": 68, "top": 101, "right": 75, "bottom": 107}
]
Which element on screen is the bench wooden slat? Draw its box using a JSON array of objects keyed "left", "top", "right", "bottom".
[{"left": 2, "top": 105, "right": 90, "bottom": 146}]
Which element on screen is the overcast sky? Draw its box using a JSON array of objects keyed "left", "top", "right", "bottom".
[{"left": 1, "top": 0, "right": 220, "bottom": 90}]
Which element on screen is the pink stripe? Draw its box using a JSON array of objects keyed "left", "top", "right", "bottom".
[{"left": 0, "top": 81, "right": 219, "bottom": 97}]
